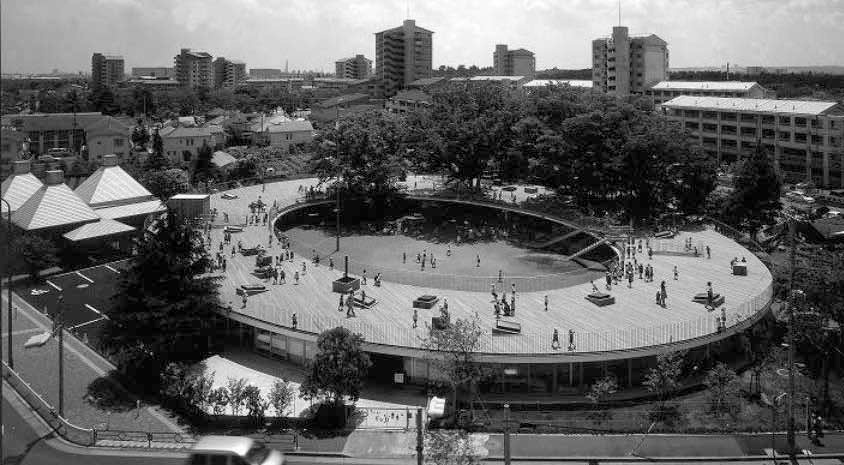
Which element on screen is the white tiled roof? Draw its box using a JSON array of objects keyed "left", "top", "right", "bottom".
[
  {"left": 469, "top": 76, "right": 525, "bottom": 81},
  {"left": 94, "top": 199, "right": 167, "bottom": 220},
  {"left": 651, "top": 81, "right": 759, "bottom": 91},
  {"left": 524, "top": 79, "right": 593, "bottom": 88},
  {"left": 75, "top": 165, "right": 155, "bottom": 207},
  {"left": 1, "top": 173, "right": 44, "bottom": 214},
  {"left": 63, "top": 219, "right": 135, "bottom": 241},
  {"left": 662, "top": 96, "right": 842, "bottom": 116},
  {"left": 12, "top": 183, "right": 100, "bottom": 230}
]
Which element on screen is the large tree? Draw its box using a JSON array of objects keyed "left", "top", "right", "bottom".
[
  {"left": 299, "top": 326, "right": 372, "bottom": 407},
  {"left": 104, "top": 213, "right": 222, "bottom": 385},
  {"left": 720, "top": 144, "right": 782, "bottom": 232},
  {"left": 11, "top": 234, "right": 60, "bottom": 280},
  {"left": 312, "top": 112, "right": 407, "bottom": 195},
  {"left": 421, "top": 83, "right": 526, "bottom": 189}
]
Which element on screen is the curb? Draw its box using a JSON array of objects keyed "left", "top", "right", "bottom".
[{"left": 480, "top": 453, "right": 844, "bottom": 462}]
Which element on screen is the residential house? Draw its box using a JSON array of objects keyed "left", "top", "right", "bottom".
[
  {"left": 159, "top": 126, "right": 213, "bottom": 166},
  {"left": 252, "top": 119, "right": 314, "bottom": 151}
]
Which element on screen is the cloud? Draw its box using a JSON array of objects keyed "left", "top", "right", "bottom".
[{"left": 1, "top": 0, "right": 843, "bottom": 73}]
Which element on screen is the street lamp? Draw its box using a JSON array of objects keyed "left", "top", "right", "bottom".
[{"left": 2, "top": 197, "right": 13, "bottom": 369}]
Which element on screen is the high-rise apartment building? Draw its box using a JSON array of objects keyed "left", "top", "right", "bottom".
[
  {"left": 592, "top": 26, "right": 668, "bottom": 97},
  {"left": 213, "top": 57, "right": 247, "bottom": 88},
  {"left": 375, "top": 19, "right": 433, "bottom": 98},
  {"left": 250, "top": 68, "right": 282, "bottom": 80},
  {"left": 335, "top": 55, "right": 373, "bottom": 80},
  {"left": 91, "top": 53, "right": 124, "bottom": 88},
  {"left": 174, "top": 48, "right": 213, "bottom": 89},
  {"left": 493, "top": 45, "right": 536, "bottom": 77}
]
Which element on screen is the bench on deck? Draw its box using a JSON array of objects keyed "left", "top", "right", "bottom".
[
  {"left": 253, "top": 266, "right": 273, "bottom": 279},
  {"left": 241, "top": 246, "right": 263, "bottom": 256},
  {"left": 224, "top": 225, "right": 243, "bottom": 233},
  {"left": 493, "top": 320, "right": 522, "bottom": 334},
  {"left": 237, "top": 284, "right": 267, "bottom": 296},
  {"left": 692, "top": 292, "right": 725, "bottom": 308},
  {"left": 353, "top": 294, "right": 377, "bottom": 308},
  {"left": 585, "top": 292, "right": 615, "bottom": 307},
  {"left": 732, "top": 263, "right": 748, "bottom": 275},
  {"left": 654, "top": 230, "right": 675, "bottom": 239},
  {"left": 413, "top": 295, "right": 439, "bottom": 309}
]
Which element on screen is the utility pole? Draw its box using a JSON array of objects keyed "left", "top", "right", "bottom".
[
  {"left": 786, "top": 218, "right": 797, "bottom": 458},
  {"left": 56, "top": 294, "right": 65, "bottom": 417},
  {"left": 504, "top": 403, "right": 511, "bottom": 465},
  {"left": 415, "top": 407, "right": 423, "bottom": 465}
]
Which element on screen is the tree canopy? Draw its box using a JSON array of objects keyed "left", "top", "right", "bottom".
[{"left": 720, "top": 144, "right": 782, "bottom": 232}]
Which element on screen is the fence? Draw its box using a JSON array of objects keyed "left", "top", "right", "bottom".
[
  {"left": 247, "top": 279, "right": 774, "bottom": 355},
  {"left": 1, "top": 361, "right": 95, "bottom": 446},
  {"left": 352, "top": 406, "right": 426, "bottom": 431}
]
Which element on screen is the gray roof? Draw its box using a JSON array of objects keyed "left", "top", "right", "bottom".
[
  {"left": 12, "top": 183, "right": 100, "bottom": 230},
  {"left": 63, "top": 219, "right": 135, "bottom": 241},
  {"left": 524, "top": 79, "right": 593, "bottom": 88},
  {"left": 159, "top": 126, "right": 212, "bottom": 138},
  {"left": 662, "top": 96, "right": 844, "bottom": 116},
  {"left": 211, "top": 150, "right": 237, "bottom": 168},
  {"left": 1, "top": 172, "right": 44, "bottom": 214},
  {"left": 75, "top": 164, "right": 154, "bottom": 207},
  {"left": 94, "top": 199, "right": 167, "bottom": 220},
  {"left": 651, "top": 81, "right": 761, "bottom": 91}
]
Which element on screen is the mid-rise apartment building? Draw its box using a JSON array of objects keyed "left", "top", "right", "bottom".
[
  {"left": 91, "top": 53, "right": 124, "bottom": 88},
  {"left": 493, "top": 45, "right": 536, "bottom": 77},
  {"left": 375, "top": 19, "right": 433, "bottom": 98},
  {"left": 663, "top": 96, "right": 844, "bottom": 188},
  {"left": 174, "top": 49, "right": 213, "bottom": 89},
  {"left": 592, "top": 26, "right": 668, "bottom": 97},
  {"left": 335, "top": 55, "right": 372, "bottom": 80},
  {"left": 213, "top": 57, "right": 247, "bottom": 88},
  {"left": 647, "top": 81, "right": 768, "bottom": 105},
  {"left": 250, "top": 68, "right": 282, "bottom": 80}
]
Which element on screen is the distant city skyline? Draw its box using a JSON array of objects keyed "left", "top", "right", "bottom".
[{"left": 1, "top": 0, "right": 842, "bottom": 75}]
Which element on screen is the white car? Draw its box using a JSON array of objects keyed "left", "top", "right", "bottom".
[{"left": 187, "top": 436, "right": 283, "bottom": 465}]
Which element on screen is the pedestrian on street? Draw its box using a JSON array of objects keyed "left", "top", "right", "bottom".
[
  {"left": 551, "top": 329, "right": 560, "bottom": 350},
  {"left": 476, "top": 254, "right": 481, "bottom": 267},
  {"left": 294, "top": 271, "right": 299, "bottom": 284},
  {"left": 338, "top": 294, "right": 344, "bottom": 312},
  {"left": 673, "top": 265, "right": 679, "bottom": 280},
  {"left": 292, "top": 313, "right": 297, "bottom": 329},
  {"left": 498, "top": 269, "right": 503, "bottom": 282},
  {"left": 706, "top": 245, "right": 711, "bottom": 259},
  {"left": 491, "top": 283, "right": 497, "bottom": 302},
  {"left": 241, "top": 292, "right": 248, "bottom": 308},
  {"left": 329, "top": 257, "right": 334, "bottom": 270},
  {"left": 544, "top": 295, "right": 549, "bottom": 312},
  {"left": 280, "top": 269, "right": 286, "bottom": 283},
  {"left": 412, "top": 309, "right": 418, "bottom": 328},
  {"left": 362, "top": 269, "right": 367, "bottom": 285},
  {"left": 403, "top": 252, "right": 407, "bottom": 264}
]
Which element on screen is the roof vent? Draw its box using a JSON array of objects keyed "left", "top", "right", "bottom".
[
  {"left": 12, "top": 160, "right": 31, "bottom": 175},
  {"left": 44, "top": 169, "right": 64, "bottom": 186},
  {"left": 102, "top": 154, "right": 118, "bottom": 167}
]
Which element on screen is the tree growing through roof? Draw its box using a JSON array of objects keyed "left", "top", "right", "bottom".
[
  {"left": 104, "top": 213, "right": 222, "bottom": 392},
  {"left": 419, "top": 315, "right": 488, "bottom": 421},
  {"left": 299, "top": 327, "right": 372, "bottom": 407}
]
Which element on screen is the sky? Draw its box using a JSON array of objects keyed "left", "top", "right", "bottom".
[{"left": 1, "top": 0, "right": 843, "bottom": 74}]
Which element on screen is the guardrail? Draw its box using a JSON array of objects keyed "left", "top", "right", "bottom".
[{"left": 2, "top": 361, "right": 95, "bottom": 446}]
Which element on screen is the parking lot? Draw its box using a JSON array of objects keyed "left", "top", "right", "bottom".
[{"left": 16, "top": 259, "right": 131, "bottom": 346}]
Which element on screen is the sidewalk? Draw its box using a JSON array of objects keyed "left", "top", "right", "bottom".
[{"left": 1, "top": 289, "right": 183, "bottom": 434}]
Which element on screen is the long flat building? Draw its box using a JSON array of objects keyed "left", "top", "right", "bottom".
[
  {"left": 647, "top": 81, "right": 768, "bottom": 105},
  {"left": 663, "top": 96, "right": 844, "bottom": 187}
]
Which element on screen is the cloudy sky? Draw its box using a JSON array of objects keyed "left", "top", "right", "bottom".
[{"left": 1, "top": 0, "right": 842, "bottom": 74}]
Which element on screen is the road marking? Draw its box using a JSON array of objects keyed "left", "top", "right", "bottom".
[
  {"left": 70, "top": 316, "right": 106, "bottom": 330},
  {"left": 76, "top": 271, "right": 94, "bottom": 283},
  {"left": 85, "top": 303, "right": 109, "bottom": 319},
  {"left": 46, "top": 280, "right": 62, "bottom": 291},
  {"left": 104, "top": 264, "right": 120, "bottom": 274}
]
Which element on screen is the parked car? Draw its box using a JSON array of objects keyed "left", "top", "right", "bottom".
[{"left": 187, "top": 436, "right": 283, "bottom": 465}]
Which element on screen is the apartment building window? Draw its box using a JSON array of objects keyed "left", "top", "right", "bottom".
[
  {"left": 685, "top": 121, "right": 699, "bottom": 130},
  {"left": 778, "top": 131, "right": 791, "bottom": 142},
  {"left": 794, "top": 133, "right": 808, "bottom": 143},
  {"left": 761, "top": 115, "right": 775, "bottom": 124},
  {"left": 722, "top": 139, "right": 737, "bottom": 149},
  {"left": 721, "top": 113, "right": 737, "bottom": 121},
  {"left": 720, "top": 125, "right": 737, "bottom": 135},
  {"left": 114, "top": 138, "right": 124, "bottom": 147},
  {"left": 831, "top": 136, "right": 842, "bottom": 147},
  {"left": 740, "top": 114, "right": 757, "bottom": 123},
  {"left": 811, "top": 135, "right": 824, "bottom": 145},
  {"left": 762, "top": 129, "right": 775, "bottom": 140},
  {"left": 703, "top": 137, "right": 717, "bottom": 147},
  {"left": 684, "top": 110, "right": 699, "bottom": 118},
  {"left": 811, "top": 119, "right": 823, "bottom": 129},
  {"left": 703, "top": 123, "right": 718, "bottom": 133},
  {"left": 741, "top": 127, "right": 756, "bottom": 138},
  {"left": 703, "top": 111, "right": 718, "bottom": 120},
  {"left": 779, "top": 116, "right": 791, "bottom": 126},
  {"left": 795, "top": 117, "right": 807, "bottom": 127}
]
